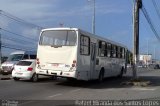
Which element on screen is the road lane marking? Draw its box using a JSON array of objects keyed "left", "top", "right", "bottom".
[
  {"left": 97, "top": 88, "right": 156, "bottom": 93},
  {"left": 69, "top": 89, "right": 81, "bottom": 93},
  {"left": 48, "top": 93, "right": 62, "bottom": 98},
  {"left": 131, "top": 88, "right": 156, "bottom": 91},
  {"left": 19, "top": 101, "right": 35, "bottom": 105}
]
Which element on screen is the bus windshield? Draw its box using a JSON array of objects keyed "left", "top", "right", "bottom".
[
  {"left": 7, "top": 54, "right": 23, "bottom": 61},
  {"left": 39, "top": 30, "right": 77, "bottom": 46}
]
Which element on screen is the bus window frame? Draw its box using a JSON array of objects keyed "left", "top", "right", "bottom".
[{"left": 80, "top": 34, "right": 90, "bottom": 56}]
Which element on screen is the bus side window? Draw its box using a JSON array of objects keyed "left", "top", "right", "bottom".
[
  {"left": 122, "top": 48, "right": 125, "bottom": 59},
  {"left": 115, "top": 46, "right": 118, "bottom": 58},
  {"left": 117, "top": 46, "right": 123, "bottom": 58},
  {"left": 107, "top": 43, "right": 111, "bottom": 57},
  {"left": 80, "top": 35, "right": 90, "bottom": 55},
  {"left": 114, "top": 46, "right": 117, "bottom": 58},
  {"left": 104, "top": 43, "right": 107, "bottom": 57},
  {"left": 110, "top": 44, "right": 113, "bottom": 58},
  {"left": 98, "top": 41, "right": 106, "bottom": 57},
  {"left": 99, "top": 41, "right": 102, "bottom": 48},
  {"left": 23, "top": 54, "right": 29, "bottom": 59},
  {"left": 111, "top": 45, "right": 116, "bottom": 58},
  {"left": 101, "top": 41, "right": 106, "bottom": 57}
]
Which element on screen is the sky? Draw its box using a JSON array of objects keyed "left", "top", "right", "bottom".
[{"left": 0, "top": 0, "right": 160, "bottom": 59}]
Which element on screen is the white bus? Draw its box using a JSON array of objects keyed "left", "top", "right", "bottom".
[{"left": 36, "top": 28, "right": 129, "bottom": 81}]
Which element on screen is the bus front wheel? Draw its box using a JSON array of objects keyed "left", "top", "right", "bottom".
[
  {"left": 117, "top": 67, "right": 124, "bottom": 78},
  {"left": 98, "top": 69, "right": 104, "bottom": 82}
]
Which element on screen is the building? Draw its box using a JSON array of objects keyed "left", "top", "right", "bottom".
[{"left": 139, "top": 54, "right": 152, "bottom": 65}]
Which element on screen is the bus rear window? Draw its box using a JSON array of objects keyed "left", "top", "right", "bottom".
[{"left": 40, "top": 30, "right": 77, "bottom": 46}]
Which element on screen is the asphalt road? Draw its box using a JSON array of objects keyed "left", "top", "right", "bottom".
[{"left": 0, "top": 68, "right": 160, "bottom": 106}]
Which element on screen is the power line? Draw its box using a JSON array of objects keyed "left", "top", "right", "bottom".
[
  {"left": 2, "top": 42, "right": 36, "bottom": 50},
  {"left": 0, "top": 10, "right": 39, "bottom": 54},
  {"left": 1, "top": 34, "right": 37, "bottom": 44},
  {"left": 1, "top": 28, "right": 38, "bottom": 41},
  {"left": 0, "top": 10, "right": 43, "bottom": 29},
  {"left": 141, "top": 5, "right": 160, "bottom": 41},
  {"left": 2, "top": 43, "right": 36, "bottom": 50},
  {"left": 1, "top": 37, "right": 36, "bottom": 46},
  {"left": 151, "top": 0, "right": 160, "bottom": 21},
  {"left": 2, "top": 45, "right": 35, "bottom": 51}
]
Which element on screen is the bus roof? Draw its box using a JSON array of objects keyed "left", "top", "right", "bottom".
[
  {"left": 41, "top": 27, "right": 78, "bottom": 32},
  {"left": 10, "top": 51, "right": 37, "bottom": 55},
  {"left": 41, "top": 27, "right": 128, "bottom": 49}
]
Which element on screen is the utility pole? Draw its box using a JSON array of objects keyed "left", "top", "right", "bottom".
[
  {"left": 154, "top": 46, "right": 156, "bottom": 60},
  {"left": 132, "top": 0, "right": 142, "bottom": 79},
  {"left": 88, "top": 0, "right": 96, "bottom": 34},
  {"left": 0, "top": 28, "right": 1, "bottom": 68},
  {"left": 0, "top": 11, "right": 2, "bottom": 68},
  {"left": 92, "top": 0, "right": 95, "bottom": 34}
]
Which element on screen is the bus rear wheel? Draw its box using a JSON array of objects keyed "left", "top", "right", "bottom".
[
  {"left": 98, "top": 69, "right": 104, "bottom": 82},
  {"left": 117, "top": 67, "right": 124, "bottom": 78},
  {"left": 67, "top": 78, "right": 76, "bottom": 82}
]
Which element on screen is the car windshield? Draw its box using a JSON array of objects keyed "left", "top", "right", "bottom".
[
  {"left": 7, "top": 54, "right": 23, "bottom": 61},
  {"left": 17, "top": 61, "right": 32, "bottom": 66},
  {"left": 39, "top": 30, "right": 77, "bottom": 46}
]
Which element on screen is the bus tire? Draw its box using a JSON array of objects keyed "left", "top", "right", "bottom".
[
  {"left": 117, "top": 67, "right": 124, "bottom": 78},
  {"left": 67, "top": 78, "right": 76, "bottom": 82},
  {"left": 98, "top": 68, "right": 104, "bottom": 82},
  {"left": 50, "top": 76, "right": 57, "bottom": 80}
]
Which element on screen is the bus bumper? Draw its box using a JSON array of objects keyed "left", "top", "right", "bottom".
[{"left": 36, "top": 69, "right": 76, "bottom": 78}]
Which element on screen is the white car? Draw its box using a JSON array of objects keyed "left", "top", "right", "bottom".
[
  {"left": 12, "top": 59, "right": 38, "bottom": 82},
  {"left": 1, "top": 51, "right": 36, "bottom": 75}
]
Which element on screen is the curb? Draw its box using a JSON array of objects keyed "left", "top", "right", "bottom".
[
  {"left": 0, "top": 77, "right": 12, "bottom": 80},
  {"left": 121, "top": 80, "right": 151, "bottom": 87},
  {"left": 0, "top": 78, "right": 11, "bottom": 80}
]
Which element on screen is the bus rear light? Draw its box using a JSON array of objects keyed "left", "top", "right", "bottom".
[
  {"left": 72, "top": 60, "right": 76, "bottom": 67},
  {"left": 36, "top": 58, "right": 40, "bottom": 64},
  {"left": 72, "top": 64, "right": 75, "bottom": 67},
  {"left": 73, "top": 60, "right": 76, "bottom": 64},
  {"left": 36, "top": 58, "right": 39, "bottom": 61},
  {"left": 37, "top": 61, "right": 40, "bottom": 64}
]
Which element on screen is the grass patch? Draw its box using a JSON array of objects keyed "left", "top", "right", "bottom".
[{"left": 121, "top": 78, "right": 151, "bottom": 87}]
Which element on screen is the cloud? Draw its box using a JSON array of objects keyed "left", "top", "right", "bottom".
[
  {"left": 0, "top": 0, "right": 59, "bottom": 24},
  {"left": 21, "top": 27, "right": 41, "bottom": 40},
  {"left": 96, "top": 4, "right": 125, "bottom": 15},
  {"left": 108, "top": 30, "right": 129, "bottom": 40},
  {"left": 107, "top": 30, "right": 132, "bottom": 49},
  {"left": 0, "top": 0, "right": 127, "bottom": 28}
]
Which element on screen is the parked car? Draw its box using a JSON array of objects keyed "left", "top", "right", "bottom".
[
  {"left": 148, "top": 64, "right": 160, "bottom": 69},
  {"left": 1, "top": 51, "right": 36, "bottom": 75},
  {"left": 154, "top": 64, "right": 160, "bottom": 69},
  {"left": 1, "top": 56, "right": 8, "bottom": 63},
  {"left": 12, "top": 59, "right": 38, "bottom": 82}
]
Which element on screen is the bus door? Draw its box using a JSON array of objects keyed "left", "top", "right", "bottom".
[{"left": 90, "top": 43, "right": 97, "bottom": 80}]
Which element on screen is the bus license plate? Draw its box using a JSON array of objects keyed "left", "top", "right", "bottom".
[{"left": 52, "top": 64, "right": 59, "bottom": 67}]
